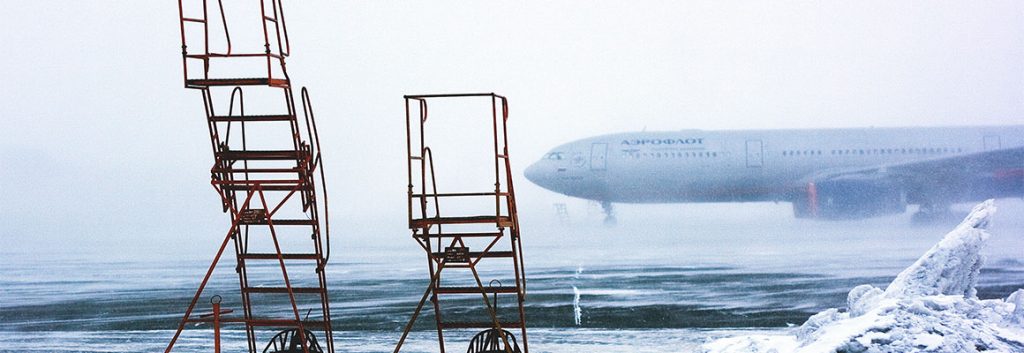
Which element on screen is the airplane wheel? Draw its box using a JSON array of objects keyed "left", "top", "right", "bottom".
[
  {"left": 911, "top": 204, "right": 960, "bottom": 224},
  {"left": 911, "top": 210, "right": 960, "bottom": 224}
]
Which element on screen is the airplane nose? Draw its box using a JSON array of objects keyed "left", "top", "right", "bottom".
[{"left": 524, "top": 161, "right": 542, "bottom": 185}]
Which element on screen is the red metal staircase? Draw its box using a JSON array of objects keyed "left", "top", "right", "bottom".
[
  {"left": 394, "top": 94, "right": 529, "bottom": 353},
  {"left": 167, "top": 1, "right": 333, "bottom": 353}
]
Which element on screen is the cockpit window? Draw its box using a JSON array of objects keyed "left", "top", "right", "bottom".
[{"left": 544, "top": 152, "right": 565, "bottom": 160}]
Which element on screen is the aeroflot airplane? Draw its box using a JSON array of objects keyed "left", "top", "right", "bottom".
[{"left": 524, "top": 125, "right": 1024, "bottom": 223}]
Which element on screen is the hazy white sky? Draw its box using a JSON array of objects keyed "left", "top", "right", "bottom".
[{"left": 1, "top": 1, "right": 1022, "bottom": 255}]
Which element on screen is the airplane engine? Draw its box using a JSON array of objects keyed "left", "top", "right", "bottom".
[{"left": 793, "top": 178, "right": 907, "bottom": 220}]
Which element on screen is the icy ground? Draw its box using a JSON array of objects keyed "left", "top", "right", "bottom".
[{"left": 702, "top": 200, "right": 1024, "bottom": 353}]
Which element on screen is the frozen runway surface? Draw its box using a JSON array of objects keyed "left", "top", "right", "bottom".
[
  {"left": 1, "top": 201, "right": 1022, "bottom": 352},
  {"left": 0, "top": 329, "right": 784, "bottom": 353}
]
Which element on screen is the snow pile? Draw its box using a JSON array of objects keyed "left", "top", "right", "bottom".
[
  {"left": 703, "top": 200, "right": 1024, "bottom": 353},
  {"left": 883, "top": 200, "right": 994, "bottom": 299}
]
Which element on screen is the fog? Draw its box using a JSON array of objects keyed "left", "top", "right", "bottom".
[{"left": 1, "top": 1, "right": 1022, "bottom": 259}]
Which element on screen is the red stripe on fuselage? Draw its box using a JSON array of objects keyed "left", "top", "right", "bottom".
[{"left": 808, "top": 182, "right": 818, "bottom": 218}]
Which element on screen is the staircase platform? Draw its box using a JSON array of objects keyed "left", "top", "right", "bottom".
[
  {"left": 410, "top": 215, "right": 513, "bottom": 229},
  {"left": 186, "top": 78, "right": 289, "bottom": 88},
  {"left": 210, "top": 114, "right": 294, "bottom": 122},
  {"left": 217, "top": 150, "right": 309, "bottom": 161}
]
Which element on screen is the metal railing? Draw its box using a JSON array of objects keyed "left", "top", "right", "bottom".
[{"left": 177, "top": 0, "right": 292, "bottom": 86}]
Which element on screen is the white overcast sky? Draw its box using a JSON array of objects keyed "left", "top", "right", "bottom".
[{"left": 1, "top": 1, "right": 1022, "bottom": 255}]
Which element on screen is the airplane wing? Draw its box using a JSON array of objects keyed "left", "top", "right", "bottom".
[
  {"left": 801, "top": 146, "right": 1023, "bottom": 206},
  {"left": 888, "top": 146, "right": 1023, "bottom": 180},
  {"left": 806, "top": 146, "right": 1024, "bottom": 183}
]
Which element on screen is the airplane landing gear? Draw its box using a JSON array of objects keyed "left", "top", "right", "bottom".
[
  {"left": 912, "top": 203, "right": 957, "bottom": 224},
  {"left": 601, "top": 201, "right": 617, "bottom": 226}
]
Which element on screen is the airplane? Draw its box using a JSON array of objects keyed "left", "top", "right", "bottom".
[{"left": 523, "top": 125, "right": 1024, "bottom": 224}]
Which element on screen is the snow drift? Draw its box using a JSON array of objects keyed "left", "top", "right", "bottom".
[{"left": 703, "top": 200, "right": 1024, "bottom": 353}]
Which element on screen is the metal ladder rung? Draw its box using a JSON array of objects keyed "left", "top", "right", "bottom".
[
  {"left": 187, "top": 318, "right": 328, "bottom": 328},
  {"left": 238, "top": 219, "right": 317, "bottom": 226},
  {"left": 241, "top": 253, "right": 321, "bottom": 260},
  {"left": 435, "top": 286, "right": 518, "bottom": 294},
  {"left": 185, "top": 78, "right": 290, "bottom": 88},
  {"left": 212, "top": 167, "right": 302, "bottom": 173},
  {"left": 220, "top": 184, "right": 310, "bottom": 192},
  {"left": 243, "top": 287, "right": 324, "bottom": 294},
  {"left": 217, "top": 150, "right": 308, "bottom": 161},
  {"left": 439, "top": 321, "right": 522, "bottom": 329},
  {"left": 410, "top": 215, "right": 513, "bottom": 228},
  {"left": 210, "top": 114, "right": 294, "bottom": 122},
  {"left": 414, "top": 231, "right": 503, "bottom": 239}
]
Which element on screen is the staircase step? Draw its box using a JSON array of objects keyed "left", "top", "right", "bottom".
[
  {"left": 415, "top": 232, "right": 503, "bottom": 239},
  {"left": 430, "top": 251, "right": 514, "bottom": 259},
  {"left": 410, "top": 216, "right": 513, "bottom": 228},
  {"left": 217, "top": 150, "right": 308, "bottom": 161},
  {"left": 185, "top": 78, "right": 289, "bottom": 88},
  {"left": 239, "top": 218, "right": 317, "bottom": 226},
  {"left": 241, "top": 253, "right": 321, "bottom": 260},
  {"left": 243, "top": 287, "right": 324, "bottom": 294},
  {"left": 435, "top": 286, "right": 519, "bottom": 294},
  {"left": 188, "top": 318, "right": 326, "bottom": 328},
  {"left": 249, "top": 319, "right": 327, "bottom": 328},
  {"left": 220, "top": 183, "right": 311, "bottom": 191},
  {"left": 212, "top": 167, "right": 303, "bottom": 174},
  {"left": 439, "top": 321, "right": 521, "bottom": 329},
  {"left": 210, "top": 114, "right": 294, "bottom": 122}
]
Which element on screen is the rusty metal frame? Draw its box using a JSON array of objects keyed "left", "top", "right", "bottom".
[
  {"left": 395, "top": 93, "right": 529, "bottom": 353},
  {"left": 168, "top": 1, "right": 334, "bottom": 353}
]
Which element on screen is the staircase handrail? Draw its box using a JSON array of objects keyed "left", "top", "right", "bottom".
[
  {"left": 496, "top": 96, "right": 526, "bottom": 294},
  {"left": 300, "top": 87, "right": 330, "bottom": 267},
  {"left": 271, "top": 0, "right": 291, "bottom": 57},
  {"left": 177, "top": 0, "right": 233, "bottom": 80},
  {"left": 216, "top": 0, "right": 232, "bottom": 55},
  {"left": 179, "top": 0, "right": 292, "bottom": 85},
  {"left": 422, "top": 147, "right": 442, "bottom": 229}
]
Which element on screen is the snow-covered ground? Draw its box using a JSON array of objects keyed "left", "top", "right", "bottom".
[{"left": 703, "top": 200, "right": 1024, "bottom": 353}]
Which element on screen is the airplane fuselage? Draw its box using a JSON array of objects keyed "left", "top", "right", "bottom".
[{"left": 525, "top": 126, "right": 1024, "bottom": 217}]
